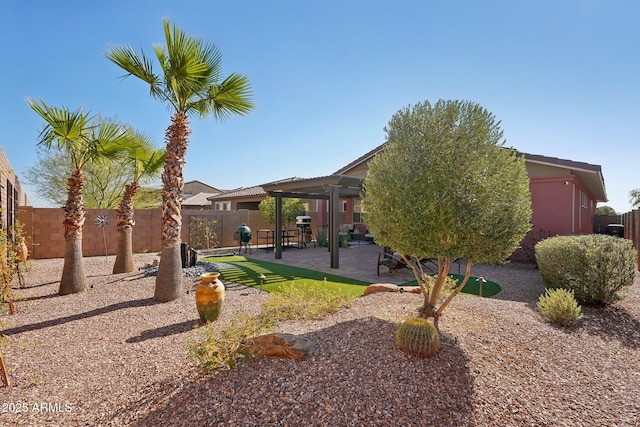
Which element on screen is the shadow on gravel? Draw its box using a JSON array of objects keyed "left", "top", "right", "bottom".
[
  {"left": 1, "top": 298, "right": 159, "bottom": 336},
  {"left": 126, "top": 319, "right": 200, "bottom": 343},
  {"left": 580, "top": 305, "right": 640, "bottom": 350},
  {"left": 126, "top": 317, "right": 476, "bottom": 427}
]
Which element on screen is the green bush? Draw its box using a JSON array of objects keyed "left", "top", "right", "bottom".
[
  {"left": 535, "top": 234, "right": 637, "bottom": 305},
  {"left": 187, "top": 310, "right": 276, "bottom": 372},
  {"left": 536, "top": 288, "right": 583, "bottom": 326},
  {"left": 261, "top": 281, "right": 355, "bottom": 320}
]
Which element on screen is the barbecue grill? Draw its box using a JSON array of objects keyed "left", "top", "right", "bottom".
[
  {"left": 295, "top": 216, "right": 315, "bottom": 247},
  {"left": 234, "top": 223, "right": 252, "bottom": 254}
]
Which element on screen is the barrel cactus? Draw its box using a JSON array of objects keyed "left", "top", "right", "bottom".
[{"left": 395, "top": 317, "right": 440, "bottom": 358}]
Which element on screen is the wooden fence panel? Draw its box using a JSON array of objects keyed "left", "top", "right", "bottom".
[{"left": 593, "top": 214, "right": 624, "bottom": 234}]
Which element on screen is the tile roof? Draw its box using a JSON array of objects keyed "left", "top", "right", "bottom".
[{"left": 208, "top": 177, "right": 305, "bottom": 200}]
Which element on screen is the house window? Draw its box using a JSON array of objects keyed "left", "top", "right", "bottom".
[
  {"left": 6, "top": 180, "right": 13, "bottom": 230},
  {"left": 214, "top": 201, "right": 230, "bottom": 211},
  {"left": 581, "top": 192, "right": 587, "bottom": 209},
  {"left": 341, "top": 199, "right": 347, "bottom": 212},
  {"left": 303, "top": 200, "right": 317, "bottom": 213},
  {"left": 353, "top": 199, "right": 366, "bottom": 223}
]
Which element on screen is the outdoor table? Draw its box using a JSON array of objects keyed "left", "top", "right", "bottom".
[{"left": 256, "top": 229, "right": 301, "bottom": 251}]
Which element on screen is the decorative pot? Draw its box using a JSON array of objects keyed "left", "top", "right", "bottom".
[{"left": 195, "top": 272, "right": 225, "bottom": 322}]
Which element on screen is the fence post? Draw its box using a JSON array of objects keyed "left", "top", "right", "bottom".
[{"left": 634, "top": 209, "right": 640, "bottom": 270}]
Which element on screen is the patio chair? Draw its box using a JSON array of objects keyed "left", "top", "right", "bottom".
[
  {"left": 419, "top": 257, "right": 462, "bottom": 275},
  {"left": 376, "top": 247, "right": 411, "bottom": 280}
]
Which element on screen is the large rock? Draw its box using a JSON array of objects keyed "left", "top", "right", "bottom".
[
  {"left": 241, "top": 333, "right": 316, "bottom": 359},
  {"left": 363, "top": 283, "right": 400, "bottom": 296}
]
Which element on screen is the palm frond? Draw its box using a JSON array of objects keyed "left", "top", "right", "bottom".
[
  {"left": 197, "top": 73, "right": 254, "bottom": 121},
  {"left": 105, "top": 45, "right": 163, "bottom": 99}
]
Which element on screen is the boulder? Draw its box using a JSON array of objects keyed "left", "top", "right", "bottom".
[
  {"left": 241, "top": 333, "right": 316, "bottom": 360},
  {"left": 363, "top": 283, "right": 400, "bottom": 296}
]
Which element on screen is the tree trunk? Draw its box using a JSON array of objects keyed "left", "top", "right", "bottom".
[
  {"left": 113, "top": 228, "right": 134, "bottom": 274},
  {"left": 154, "top": 112, "right": 190, "bottom": 302},
  {"left": 113, "top": 182, "right": 139, "bottom": 274},
  {"left": 60, "top": 238, "right": 88, "bottom": 295},
  {"left": 59, "top": 169, "right": 88, "bottom": 295},
  {"left": 154, "top": 245, "right": 184, "bottom": 301}
]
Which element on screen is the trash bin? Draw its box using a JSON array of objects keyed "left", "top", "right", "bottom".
[
  {"left": 181, "top": 242, "right": 197, "bottom": 267},
  {"left": 605, "top": 224, "right": 624, "bottom": 237}
]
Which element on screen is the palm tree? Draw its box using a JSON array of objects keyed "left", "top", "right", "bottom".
[
  {"left": 106, "top": 19, "right": 254, "bottom": 302},
  {"left": 112, "top": 131, "right": 165, "bottom": 273},
  {"left": 28, "top": 99, "right": 129, "bottom": 295}
]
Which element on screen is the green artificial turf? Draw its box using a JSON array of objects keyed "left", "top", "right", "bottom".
[
  {"left": 201, "top": 255, "right": 371, "bottom": 298},
  {"left": 400, "top": 274, "right": 501, "bottom": 297}
]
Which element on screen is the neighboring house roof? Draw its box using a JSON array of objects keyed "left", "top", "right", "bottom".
[
  {"left": 208, "top": 186, "right": 265, "bottom": 200},
  {"left": 208, "top": 177, "right": 305, "bottom": 200},
  {"left": 334, "top": 142, "right": 608, "bottom": 203},
  {"left": 183, "top": 192, "right": 219, "bottom": 206},
  {"left": 184, "top": 180, "right": 225, "bottom": 194}
]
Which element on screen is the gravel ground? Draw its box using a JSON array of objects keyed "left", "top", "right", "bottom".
[{"left": 1, "top": 254, "right": 639, "bottom": 426}]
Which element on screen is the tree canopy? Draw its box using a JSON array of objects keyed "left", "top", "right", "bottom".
[
  {"left": 363, "top": 99, "right": 532, "bottom": 323},
  {"left": 596, "top": 205, "right": 618, "bottom": 216},
  {"left": 26, "top": 147, "right": 132, "bottom": 208},
  {"left": 629, "top": 189, "right": 640, "bottom": 208},
  {"left": 258, "top": 196, "right": 306, "bottom": 228}
]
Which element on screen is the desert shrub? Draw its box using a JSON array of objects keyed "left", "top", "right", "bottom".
[
  {"left": 535, "top": 234, "right": 636, "bottom": 305},
  {"left": 187, "top": 310, "right": 276, "bottom": 372},
  {"left": 536, "top": 288, "right": 583, "bottom": 326},
  {"left": 261, "top": 281, "right": 355, "bottom": 320}
]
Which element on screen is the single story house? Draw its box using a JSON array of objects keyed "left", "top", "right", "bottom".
[
  {"left": 214, "top": 143, "right": 607, "bottom": 238},
  {"left": 0, "top": 146, "right": 30, "bottom": 232},
  {"left": 330, "top": 144, "right": 607, "bottom": 237}
]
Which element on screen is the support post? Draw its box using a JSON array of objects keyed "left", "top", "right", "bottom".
[
  {"left": 275, "top": 192, "right": 283, "bottom": 259},
  {"left": 329, "top": 186, "right": 340, "bottom": 268}
]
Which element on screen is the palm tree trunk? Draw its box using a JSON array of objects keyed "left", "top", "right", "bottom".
[
  {"left": 59, "top": 169, "right": 88, "bottom": 295},
  {"left": 154, "top": 112, "right": 191, "bottom": 302},
  {"left": 113, "top": 182, "right": 139, "bottom": 273}
]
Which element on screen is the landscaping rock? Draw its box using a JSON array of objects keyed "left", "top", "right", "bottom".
[
  {"left": 401, "top": 286, "right": 422, "bottom": 294},
  {"left": 363, "top": 283, "right": 401, "bottom": 296},
  {"left": 241, "top": 333, "right": 316, "bottom": 360}
]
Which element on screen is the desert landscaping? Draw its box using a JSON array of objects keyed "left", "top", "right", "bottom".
[{"left": 1, "top": 252, "right": 639, "bottom": 426}]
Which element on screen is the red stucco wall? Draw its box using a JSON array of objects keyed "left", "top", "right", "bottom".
[{"left": 529, "top": 175, "right": 595, "bottom": 235}]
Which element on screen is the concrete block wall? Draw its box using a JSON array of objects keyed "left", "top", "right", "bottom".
[{"left": 18, "top": 207, "right": 317, "bottom": 259}]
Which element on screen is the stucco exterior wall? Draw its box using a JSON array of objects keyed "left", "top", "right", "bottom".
[{"left": 529, "top": 175, "right": 595, "bottom": 235}]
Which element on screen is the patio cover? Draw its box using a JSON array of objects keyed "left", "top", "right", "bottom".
[{"left": 261, "top": 175, "right": 364, "bottom": 269}]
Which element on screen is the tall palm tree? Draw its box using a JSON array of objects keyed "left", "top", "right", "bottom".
[
  {"left": 106, "top": 19, "right": 254, "bottom": 302},
  {"left": 28, "top": 99, "right": 129, "bottom": 295},
  {"left": 112, "top": 131, "right": 165, "bottom": 273}
]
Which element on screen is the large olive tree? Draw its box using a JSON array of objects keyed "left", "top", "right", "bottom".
[{"left": 363, "top": 100, "right": 531, "bottom": 328}]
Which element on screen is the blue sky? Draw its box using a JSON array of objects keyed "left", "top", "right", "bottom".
[{"left": 1, "top": 0, "right": 638, "bottom": 212}]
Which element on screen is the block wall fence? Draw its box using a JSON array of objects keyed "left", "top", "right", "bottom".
[{"left": 18, "top": 207, "right": 278, "bottom": 260}]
